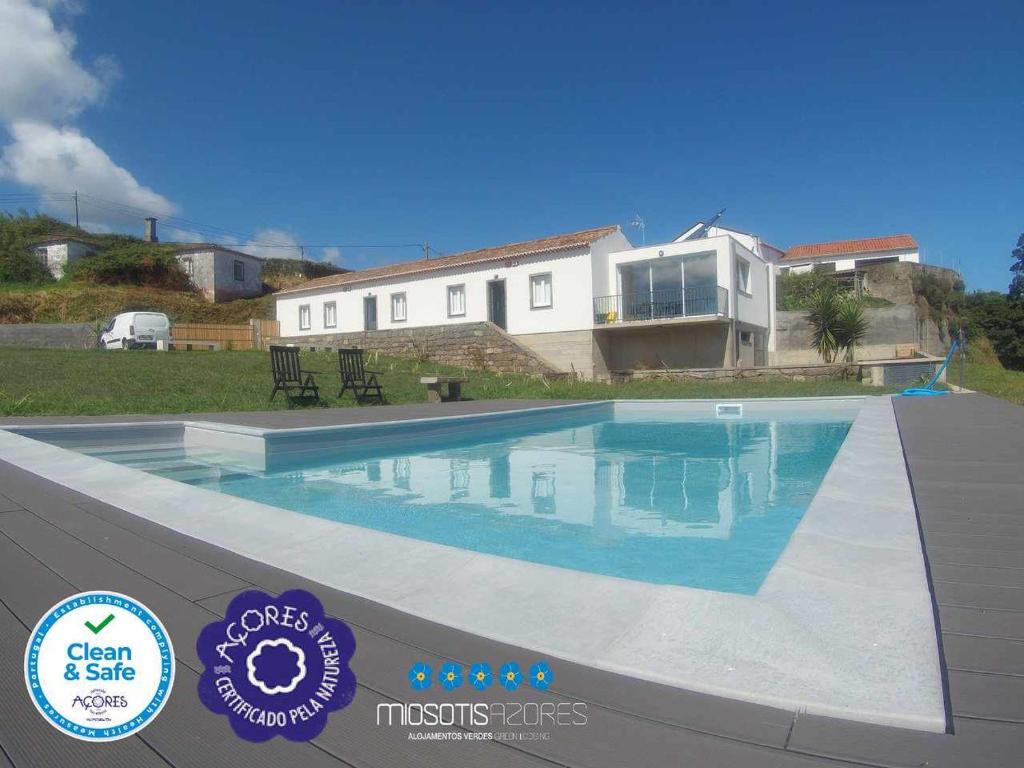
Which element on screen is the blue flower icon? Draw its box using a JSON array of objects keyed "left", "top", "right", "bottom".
[
  {"left": 499, "top": 661, "right": 522, "bottom": 691},
  {"left": 439, "top": 662, "right": 462, "bottom": 690},
  {"left": 469, "top": 662, "right": 492, "bottom": 690},
  {"left": 529, "top": 661, "right": 553, "bottom": 691},
  {"left": 408, "top": 662, "right": 432, "bottom": 690}
]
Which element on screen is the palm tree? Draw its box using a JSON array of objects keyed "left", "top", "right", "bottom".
[
  {"left": 834, "top": 295, "right": 868, "bottom": 362},
  {"left": 806, "top": 286, "right": 867, "bottom": 363}
]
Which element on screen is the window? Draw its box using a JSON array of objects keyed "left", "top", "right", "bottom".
[
  {"left": 739, "top": 330, "right": 752, "bottom": 345},
  {"left": 299, "top": 304, "right": 311, "bottom": 330},
  {"left": 737, "top": 259, "right": 751, "bottom": 294},
  {"left": 447, "top": 284, "right": 466, "bottom": 317},
  {"left": 233, "top": 260, "right": 245, "bottom": 281},
  {"left": 323, "top": 301, "right": 337, "bottom": 328},
  {"left": 530, "top": 272, "right": 553, "bottom": 309},
  {"left": 391, "top": 292, "right": 407, "bottom": 322},
  {"left": 182, "top": 257, "right": 194, "bottom": 277}
]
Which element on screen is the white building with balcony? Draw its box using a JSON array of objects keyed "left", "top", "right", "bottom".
[{"left": 275, "top": 221, "right": 776, "bottom": 379}]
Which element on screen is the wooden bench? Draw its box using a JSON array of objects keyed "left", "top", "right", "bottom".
[{"left": 420, "top": 376, "right": 468, "bottom": 403}]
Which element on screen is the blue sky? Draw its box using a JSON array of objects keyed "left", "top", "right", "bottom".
[{"left": 0, "top": 0, "right": 1021, "bottom": 290}]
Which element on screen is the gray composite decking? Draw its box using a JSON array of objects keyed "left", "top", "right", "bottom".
[{"left": 0, "top": 394, "right": 1021, "bottom": 767}]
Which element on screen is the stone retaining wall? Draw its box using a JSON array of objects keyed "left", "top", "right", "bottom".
[
  {"left": 774, "top": 305, "right": 946, "bottom": 364},
  {"left": 272, "top": 321, "right": 563, "bottom": 377},
  {"left": 0, "top": 323, "right": 97, "bottom": 349},
  {"left": 610, "top": 363, "right": 855, "bottom": 384}
]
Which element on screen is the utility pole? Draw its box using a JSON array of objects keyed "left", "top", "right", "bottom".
[
  {"left": 423, "top": 242, "right": 430, "bottom": 259},
  {"left": 74, "top": 191, "right": 79, "bottom": 229}
]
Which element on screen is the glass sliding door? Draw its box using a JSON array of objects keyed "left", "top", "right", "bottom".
[
  {"left": 683, "top": 253, "right": 718, "bottom": 315},
  {"left": 650, "top": 258, "right": 684, "bottom": 319}
]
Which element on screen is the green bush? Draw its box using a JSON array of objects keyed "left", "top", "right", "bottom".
[
  {"left": 777, "top": 271, "right": 840, "bottom": 310},
  {"left": 806, "top": 285, "right": 868, "bottom": 363},
  {"left": 65, "top": 243, "right": 192, "bottom": 291},
  {"left": 0, "top": 211, "right": 66, "bottom": 285},
  {"left": 956, "top": 291, "right": 1024, "bottom": 370}
]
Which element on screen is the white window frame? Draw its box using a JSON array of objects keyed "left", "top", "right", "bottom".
[
  {"left": 323, "top": 301, "right": 337, "bottom": 329},
  {"left": 737, "top": 259, "right": 751, "bottom": 295},
  {"left": 391, "top": 292, "right": 407, "bottom": 322},
  {"left": 299, "top": 304, "right": 311, "bottom": 331},
  {"left": 447, "top": 284, "right": 466, "bottom": 318},
  {"left": 182, "top": 257, "right": 194, "bottom": 277},
  {"left": 529, "top": 272, "right": 553, "bottom": 309}
]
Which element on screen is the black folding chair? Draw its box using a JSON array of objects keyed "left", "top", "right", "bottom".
[
  {"left": 269, "top": 345, "right": 323, "bottom": 408},
  {"left": 337, "top": 348, "right": 384, "bottom": 404}
]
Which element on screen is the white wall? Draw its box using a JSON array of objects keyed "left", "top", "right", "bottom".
[
  {"left": 276, "top": 239, "right": 617, "bottom": 337},
  {"left": 34, "top": 241, "right": 94, "bottom": 279},
  {"left": 782, "top": 249, "right": 919, "bottom": 274},
  {"left": 732, "top": 240, "right": 769, "bottom": 328},
  {"left": 176, "top": 249, "right": 263, "bottom": 302}
]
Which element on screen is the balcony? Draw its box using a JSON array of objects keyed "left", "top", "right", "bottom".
[{"left": 594, "top": 286, "right": 728, "bottom": 325}]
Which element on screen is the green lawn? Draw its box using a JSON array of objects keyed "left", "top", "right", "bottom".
[
  {"left": 953, "top": 359, "right": 1024, "bottom": 405},
  {"left": 0, "top": 348, "right": 899, "bottom": 417}
]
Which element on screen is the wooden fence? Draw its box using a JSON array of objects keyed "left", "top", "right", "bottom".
[{"left": 170, "top": 319, "right": 280, "bottom": 351}]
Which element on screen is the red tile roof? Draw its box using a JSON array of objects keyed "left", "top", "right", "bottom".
[
  {"left": 277, "top": 225, "right": 621, "bottom": 294},
  {"left": 783, "top": 234, "right": 917, "bottom": 261}
]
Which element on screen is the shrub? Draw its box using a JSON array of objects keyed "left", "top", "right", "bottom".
[
  {"left": 777, "top": 271, "right": 840, "bottom": 310},
  {"left": 0, "top": 211, "right": 65, "bottom": 285},
  {"left": 956, "top": 291, "right": 1024, "bottom": 370},
  {"left": 65, "top": 243, "right": 192, "bottom": 291},
  {"left": 806, "top": 286, "right": 868, "bottom": 363}
]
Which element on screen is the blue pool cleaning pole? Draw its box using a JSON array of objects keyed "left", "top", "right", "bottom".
[{"left": 900, "top": 339, "right": 959, "bottom": 397}]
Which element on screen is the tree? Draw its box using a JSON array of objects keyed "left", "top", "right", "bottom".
[
  {"left": 806, "top": 286, "right": 868, "bottom": 363},
  {"left": 1011, "top": 232, "right": 1024, "bottom": 298},
  {"left": 958, "top": 291, "right": 1024, "bottom": 370}
]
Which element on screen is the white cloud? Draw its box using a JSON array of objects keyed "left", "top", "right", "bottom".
[
  {"left": 0, "top": 0, "right": 107, "bottom": 124},
  {"left": 0, "top": 121, "right": 177, "bottom": 226},
  {"left": 239, "top": 228, "right": 303, "bottom": 260},
  {"left": 321, "top": 246, "right": 343, "bottom": 265},
  {"left": 0, "top": 0, "right": 176, "bottom": 229}
]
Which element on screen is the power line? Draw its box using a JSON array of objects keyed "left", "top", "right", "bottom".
[{"left": 0, "top": 189, "right": 431, "bottom": 252}]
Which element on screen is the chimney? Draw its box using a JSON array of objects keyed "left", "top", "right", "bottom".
[{"left": 144, "top": 217, "right": 158, "bottom": 243}]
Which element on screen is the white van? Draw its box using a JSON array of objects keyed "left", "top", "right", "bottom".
[{"left": 99, "top": 312, "right": 171, "bottom": 350}]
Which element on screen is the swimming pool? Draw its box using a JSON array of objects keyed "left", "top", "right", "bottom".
[
  {"left": 0, "top": 398, "right": 947, "bottom": 730},
  {"left": 37, "top": 401, "right": 854, "bottom": 594}
]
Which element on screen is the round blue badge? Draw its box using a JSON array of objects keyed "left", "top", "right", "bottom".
[
  {"left": 24, "top": 591, "right": 175, "bottom": 742},
  {"left": 196, "top": 589, "right": 356, "bottom": 742}
]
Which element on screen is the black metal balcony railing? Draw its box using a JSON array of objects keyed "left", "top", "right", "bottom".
[{"left": 593, "top": 286, "right": 728, "bottom": 325}]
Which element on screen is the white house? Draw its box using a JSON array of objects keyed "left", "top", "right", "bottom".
[
  {"left": 171, "top": 244, "right": 264, "bottom": 302},
  {"left": 32, "top": 236, "right": 99, "bottom": 279},
  {"left": 275, "top": 222, "right": 775, "bottom": 378},
  {"left": 778, "top": 234, "right": 919, "bottom": 274}
]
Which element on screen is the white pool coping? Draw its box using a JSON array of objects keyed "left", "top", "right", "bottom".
[{"left": 0, "top": 397, "right": 946, "bottom": 731}]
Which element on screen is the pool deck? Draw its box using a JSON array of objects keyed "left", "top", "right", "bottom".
[{"left": 0, "top": 395, "right": 1021, "bottom": 767}]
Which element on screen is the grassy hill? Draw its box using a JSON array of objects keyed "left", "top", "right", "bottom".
[
  {"left": 0, "top": 284, "right": 275, "bottom": 324},
  {"left": 0, "top": 212, "right": 343, "bottom": 323}
]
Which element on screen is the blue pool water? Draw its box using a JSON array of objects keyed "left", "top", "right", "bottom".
[{"left": 64, "top": 407, "right": 854, "bottom": 594}]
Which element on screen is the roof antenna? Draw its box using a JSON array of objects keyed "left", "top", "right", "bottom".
[{"left": 630, "top": 214, "right": 646, "bottom": 246}]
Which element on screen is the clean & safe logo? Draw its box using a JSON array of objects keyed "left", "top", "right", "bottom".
[
  {"left": 196, "top": 589, "right": 356, "bottom": 742},
  {"left": 24, "top": 591, "right": 175, "bottom": 741}
]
